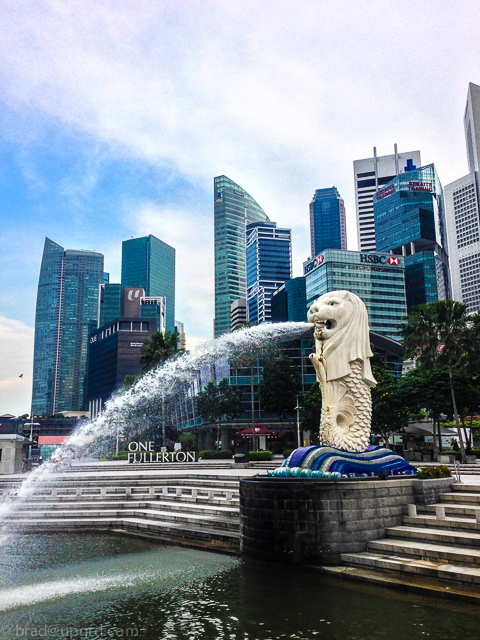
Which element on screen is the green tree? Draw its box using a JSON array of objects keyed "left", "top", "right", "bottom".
[
  {"left": 370, "top": 356, "right": 409, "bottom": 447},
  {"left": 258, "top": 355, "right": 300, "bottom": 426},
  {"left": 123, "top": 375, "right": 139, "bottom": 389},
  {"left": 401, "top": 300, "right": 473, "bottom": 462},
  {"left": 178, "top": 432, "right": 196, "bottom": 452},
  {"left": 196, "top": 378, "right": 243, "bottom": 450},
  {"left": 298, "top": 382, "right": 322, "bottom": 434},
  {"left": 140, "top": 330, "right": 182, "bottom": 373}
]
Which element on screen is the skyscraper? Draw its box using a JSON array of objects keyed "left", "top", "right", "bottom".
[
  {"left": 445, "top": 174, "right": 480, "bottom": 312},
  {"left": 374, "top": 163, "right": 450, "bottom": 310},
  {"left": 309, "top": 187, "right": 347, "bottom": 257},
  {"left": 465, "top": 82, "right": 480, "bottom": 173},
  {"left": 121, "top": 235, "right": 175, "bottom": 332},
  {"left": 271, "top": 277, "right": 307, "bottom": 323},
  {"left": 246, "top": 221, "right": 292, "bottom": 324},
  {"left": 32, "top": 238, "right": 104, "bottom": 415},
  {"left": 444, "top": 82, "right": 480, "bottom": 314},
  {"left": 214, "top": 176, "right": 270, "bottom": 337},
  {"left": 303, "top": 249, "right": 407, "bottom": 340},
  {"left": 354, "top": 146, "right": 422, "bottom": 252},
  {"left": 87, "top": 287, "right": 166, "bottom": 417}
]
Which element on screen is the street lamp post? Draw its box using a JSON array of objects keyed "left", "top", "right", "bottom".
[
  {"left": 294, "top": 397, "right": 302, "bottom": 449},
  {"left": 116, "top": 420, "right": 125, "bottom": 456}
]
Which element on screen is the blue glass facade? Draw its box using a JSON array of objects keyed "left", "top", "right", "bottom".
[
  {"left": 304, "top": 249, "right": 407, "bottom": 340},
  {"left": 373, "top": 163, "right": 450, "bottom": 309},
  {"left": 271, "top": 277, "right": 307, "bottom": 323},
  {"left": 32, "top": 238, "right": 104, "bottom": 414},
  {"left": 246, "top": 221, "right": 292, "bottom": 323},
  {"left": 98, "top": 283, "right": 124, "bottom": 327},
  {"left": 214, "top": 176, "right": 270, "bottom": 337},
  {"left": 121, "top": 235, "right": 175, "bottom": 332},
  {"left": 310, "top": 187, "right": 347, "bottom": 257}
]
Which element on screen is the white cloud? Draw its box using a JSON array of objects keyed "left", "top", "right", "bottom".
[
  {"left": 0, "top": 316, "right": 34, "bottom": 416},
  {"left": 0, "top": 0, "right": 479, "bottom": 339}
]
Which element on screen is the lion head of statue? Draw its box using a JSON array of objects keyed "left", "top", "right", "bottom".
[{"left": 308, "top": 290, "right": 376, "bottom": 387}]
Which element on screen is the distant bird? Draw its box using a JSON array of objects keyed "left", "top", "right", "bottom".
[{"left": 19, "top": 374, "right": 23, "bottom": 378}]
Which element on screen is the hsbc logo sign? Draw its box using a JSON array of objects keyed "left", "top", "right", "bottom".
[
  {"left": 360, "top": 254, "right": 402, "bottom": 266},
  {"left": 316, "top": 255, "right": 324, "bottom": 265}
]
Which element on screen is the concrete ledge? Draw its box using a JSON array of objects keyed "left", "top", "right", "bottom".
[
  {"left": 239, "top": 476, "right": 415, "bottom": 566},
  {"left": 413, "top": 477, "right": 455, "bottom": 505}
]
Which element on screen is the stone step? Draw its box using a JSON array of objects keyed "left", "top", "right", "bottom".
[
  {"left": 403, "top": 514, "right": 480, "bottom": 532},
  {"left": 387, "top": 525, "right": 480, "bottom": 547},
  {"left": 1, "top": 475, "right": 244, "bottom": 487},
  {"left": 4, "top": 508, "right": 239, "bottom": 530},
  {"left": 13, "top": 499, "right": 240, "bottom": 517},
  {"left": 368, "top": 538, "right": 480, "bottom": 567},
  {"left": 441, "top": 492, "right": 480, "bottom": 503},
  {"left": 341, "top": 551, "right": 480, "bottom": 586},
  {"left": 18, "top": 494, "right": 239, "bottom": 506},
  {"left": 2, "top": 483, "right": 240, "bottom": 502},
  {"left": 321, "top": 565, "right": 480, "bottom": 603},
  {"left": 452, "top": 484, "right": 480, "bottom": 493},
  {"left": 4, "top": 517, "right": 240, "bottom": 549},
  {"left": 422, "top": 503, "right": 480, "bottom": 517}
]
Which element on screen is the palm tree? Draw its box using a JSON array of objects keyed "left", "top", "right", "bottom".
[
  {"left": 140, "top": 330, "right": 183, "bottom": 447},
  {"left": 401, "top": 300, "right": 471, "bottom": 463},
  {"left": 140, "top": 330, "right": 182, "bottom": 373}
]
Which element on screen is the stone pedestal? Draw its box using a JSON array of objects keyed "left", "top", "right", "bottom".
[{"left": 240, "top": 476, "right": 415, "bottom": 565}]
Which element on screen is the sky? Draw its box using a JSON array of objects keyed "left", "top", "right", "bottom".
[{"left": 0, "top": 0, "right": 479, "bottom": 416}]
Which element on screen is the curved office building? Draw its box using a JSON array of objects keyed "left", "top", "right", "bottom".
[{"left": 214, "top": 176, "right": 270, "bottom": 337}]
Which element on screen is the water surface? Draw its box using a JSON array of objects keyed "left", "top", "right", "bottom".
[{"left": 1, "top": 533, "right": 479, "bottom": 640}]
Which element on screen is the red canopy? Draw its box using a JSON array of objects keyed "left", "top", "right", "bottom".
[{"left": 237, "top": 425, "right": 276, "bottom": 437}]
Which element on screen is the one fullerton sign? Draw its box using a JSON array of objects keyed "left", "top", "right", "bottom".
[{"left": 128, "top": 441, "right": 195, "bottom": 463}]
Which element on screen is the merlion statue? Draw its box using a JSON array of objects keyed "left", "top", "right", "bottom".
[{"left": 307, "top": 291, "right": 376, "bottom": 452}]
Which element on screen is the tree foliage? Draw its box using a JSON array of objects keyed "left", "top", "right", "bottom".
[
  {"left": 298, "top": 382, "right": 322, "bottom": 433},
  {"left": 178, "top": 432, "right": 196, "bottom": 451},
  {"left": 258, "top": 355, "right": 300, "bottom": 423},
  {"left": 370, "top": 356, "right": 409, "bottom": 446},
  {"left": 401, "top": 300, "right": 479, "bottom": 461},
  {"left": 140, "top": 330, "right": 182, "bottom": 373},
  {"left": 196, "top": 378, "right": 243, "bottom": 449}
]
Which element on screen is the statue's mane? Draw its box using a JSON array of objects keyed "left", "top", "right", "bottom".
[{"left": 322, "top": 290, "right": 376, "bottom": 387}]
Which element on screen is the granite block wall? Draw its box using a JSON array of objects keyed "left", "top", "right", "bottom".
[{"left": 240, "top": 477, "right": 415, "bottom": 565}]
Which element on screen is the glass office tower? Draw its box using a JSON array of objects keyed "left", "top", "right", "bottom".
[
  {"left": 354, "top": 146, "right": 422, "bottom": 252},
  {"left": 303, "top": 249, "right": 407, "bottom": 340},
  {"left": 374, "top": 163, "right": 450, "bottom": 310},
  {"left": 309, "top": 187, "right": 347, "bottom": 257},
  {"left": 271, "top": 277, "right": 307, "bottom": 323},
  {"left": 32, "top": 238, "right": 104, "bottom": 415},
  {"left": 121, "top": 235, "right": 175, "bottom": 332},
  {"left": 246, "top": 221, "right": 292, "bottom": 323},
  {"left": 214, "top": 176, "right": 270, "bottom": 337}
]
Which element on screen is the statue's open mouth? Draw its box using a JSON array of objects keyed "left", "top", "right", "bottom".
[{"left": 315, "top": 320, "right": 334, "bottom": 330}]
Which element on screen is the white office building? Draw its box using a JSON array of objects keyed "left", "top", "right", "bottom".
[
  {"left": 353, "top": 146, "right": 422, "bottom": 252},
  {"left": 445, "top": 172, "right": 480, "bottom": 312}
]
